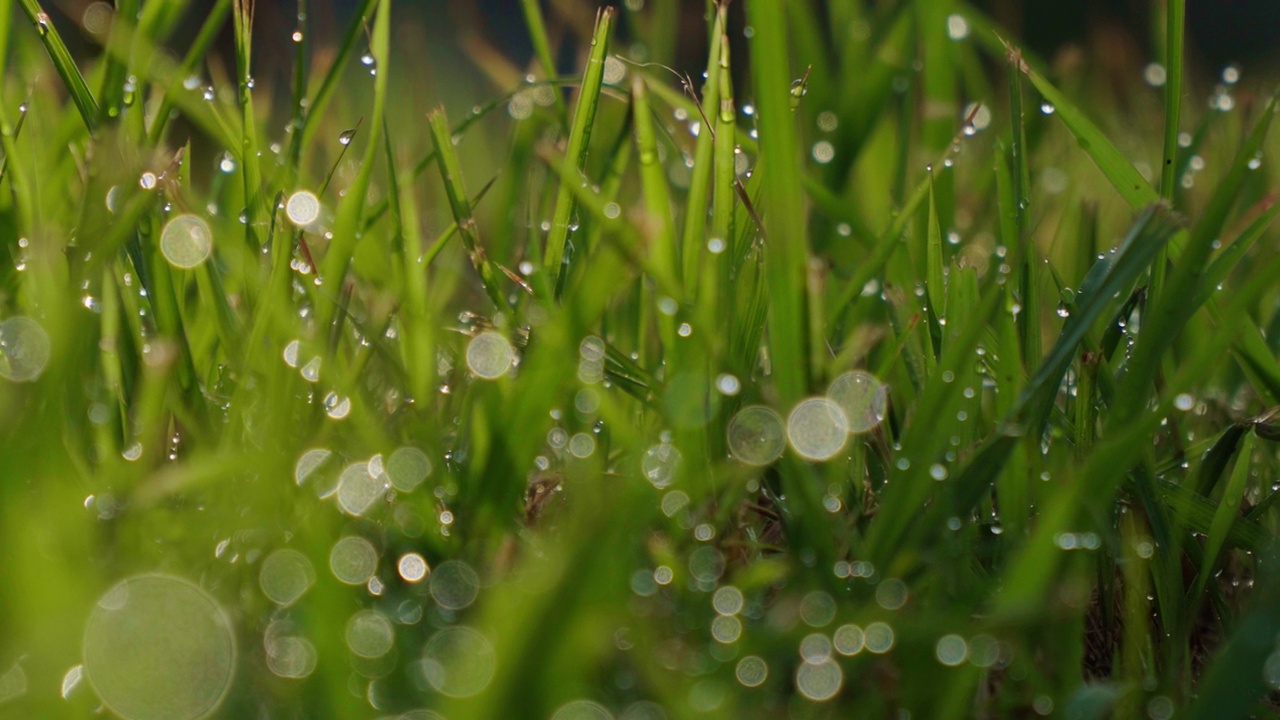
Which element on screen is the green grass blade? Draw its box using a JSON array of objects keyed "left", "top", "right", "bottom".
[
  {"left": 749, "top": 0, "right": 810, "bottom": 403},
  {"left": 630, "top": 76, "right": 678, "bottom": 289},
  {"left": 296, "top": 0, "right": 378, "bottom": 155},
  {"left": 679, "top": 5, "right": 724, "bottom": 289},
  {"left": 1009, "top": 42, "right": 1159, "bottom": 209},
  {"left": 427, "top": 107, "right": 512, "bottom": 312},
  {"left": 519, "top": 0, "right": 568, "bottom": 126},
  {"left": 315, "top": 0, "right": 390, "bottom": 336},
  {"left": 15, "top": 0, "right": 99, "bottom": 133},
  {"left": 544, "top": 8, "right": 614, "bottom": 290}
]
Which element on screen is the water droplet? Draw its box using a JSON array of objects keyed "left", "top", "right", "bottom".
[{"left": 946, "top": 13, "right": 969, "bottom": 40}]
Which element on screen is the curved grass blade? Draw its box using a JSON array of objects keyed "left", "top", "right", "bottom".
[{"left": 16, "top": 0, "right": 99, "bottom": 133}]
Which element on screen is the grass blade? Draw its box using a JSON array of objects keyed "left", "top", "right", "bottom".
[
  {"left": 15, "top": 0, "right": 99, "bottom": 133},
  {"left": 748, "top": 0, "right": 809, "bottom": 403},
  {"left": 544, "top": 8, "right": 614, "bottom": 290}
]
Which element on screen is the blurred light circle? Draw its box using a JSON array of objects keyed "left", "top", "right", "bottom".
[
  {"left": 726, "top": 406, "right": 786, "bottom": 465},
  {"left": 259, "top": 549, "right": 315, "bottom": 606},
  {"left": 465, "top": 331, "right": 513, "bottom": 379},
  {"left": 83, "top": 574, "right": 235, "bottom": 720},
  {"left": 552, "top": 700, "right": 614, "bottom": 720},
  {"left": 0, "top": 316, "right": 50, "bottom": 382},
  {"left": 795, "top": 658, "right": 842, "bottom": 701},
  {"left": 386, "top": 447, "right": 431, "bottom": 492},
  {"left": 421, "top": 627, "right": 495, "bottom": 697},
  {"left": 285, "top": 190, "right": 321, "bottom": 227},
  {"left": 826, "top": 371, "right": 887, "bottom": 433},
  {"left": 430, "top": 560, "right": 480, "bottom": 610},
  {"left": 786, "top": 398, "right": 848, "bottom": 460},
  {"left": 346, "top": 610, "right": 395, "bottom": 658},
  {"left": 160, "top": 214, "right": 213, "bottom": 269},
  {"left": 329, "top": 536, "right": 379, "bottom": 585}
]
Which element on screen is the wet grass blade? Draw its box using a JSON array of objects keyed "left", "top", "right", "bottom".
[
  {"left": 315, "top": 0, "right": 390, "bottom": 336},
  {"left": 16, "top": 0, "right": 99, "bottom": 133},
  {"left": 427, "top": 107, "right": 512, "bottom": 312},
  {"left": 296, "top": 0, "right": 378, "bottom": 154},
  {"left": 1008, "top": 41, "right": 1159, "bottom": 209},
  {"left": 749, "top": 0, "right": 810, "bottom": 403},
  {"left": 544, "top": 8, "right": 614, "bottom": 291},
  {"left": 679, "top": 5, "right": 724, "bottom": 289}
]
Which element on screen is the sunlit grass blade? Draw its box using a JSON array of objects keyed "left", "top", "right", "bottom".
[
  {"left": 749, "top": 0, "right": 809, "bottom": 404},
  {"left": 544, "top": 8, "right": 614, "bottom": 291},
  {"left": 15, "top": 0, "right": 99, "bottom": 133}
]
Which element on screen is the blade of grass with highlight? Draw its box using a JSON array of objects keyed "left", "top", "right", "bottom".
[
  {"left": 315, "top": 0, "right": 390, "bottom": 337},
  {"left": 679, "top": 5, "right": 724, "bottom": 289},
  {"left": 16, "top": 0, "right": 99, "bottom": 133},
  {"left": 748, "top": 0, "right": 809, "bottom": 404},
  {"left": 1153, "top": 0, "right": 1185, "bottom": 300},
  {"left": 544, "top": 8, "right": 614, "bottom": 291}
]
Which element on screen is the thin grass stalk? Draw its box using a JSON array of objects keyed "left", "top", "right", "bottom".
[{"left": 544, "top": 8, "right": 614, "bottom": 292}]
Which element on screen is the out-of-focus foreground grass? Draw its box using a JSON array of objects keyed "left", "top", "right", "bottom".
[{"left": 1, "top": 0, "right": 1279, "bottom": 718}]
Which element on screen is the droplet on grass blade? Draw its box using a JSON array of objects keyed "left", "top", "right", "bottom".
[
  {"left": 786, "top": 398, "right": 848, "bottom": 461},
  {"left": 727, "top": 406, "right": 786, "bottom": 466},
  {"left": 83, "top": 575, "right": 235, "bottom": 720},
  {"left": 160, "top": 215, "right": 213, "bottom": 269}
]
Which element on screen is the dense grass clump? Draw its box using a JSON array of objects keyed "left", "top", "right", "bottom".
[{"left": 1, "top": 0, "right": 1280, "bottom": 718}]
